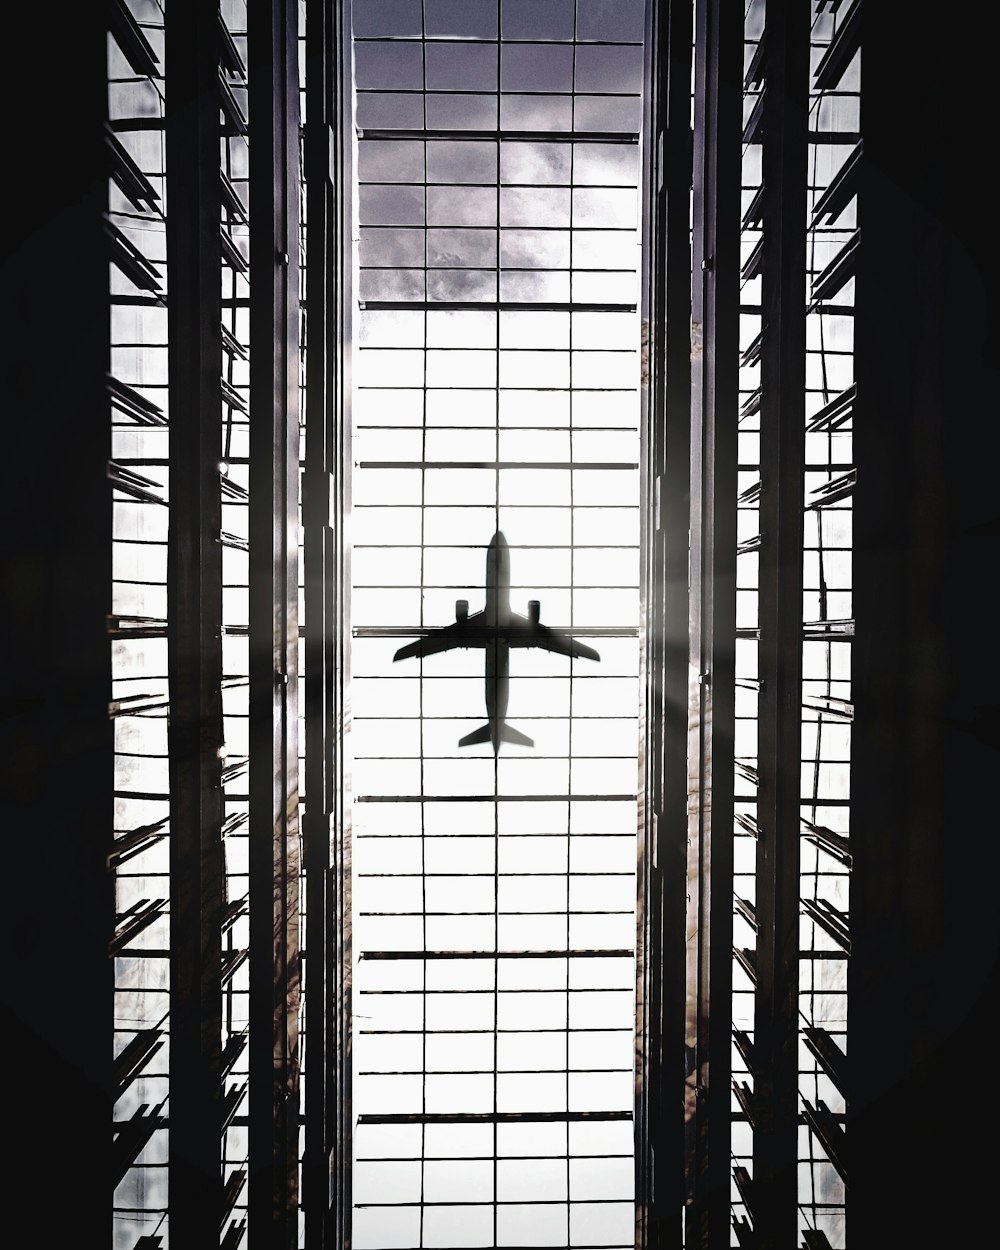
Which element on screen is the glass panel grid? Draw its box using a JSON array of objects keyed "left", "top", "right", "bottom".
[
  {"left": 732, "top": 3, "right": 764, "bottom": 1230},
  {"left": 219, "top": 4, "right": 252, "bottom": 1241},
  {"left": 109, "top": 4, "right": 170, "bottom": 1246},
  {"left": 796, "top": 4, "right": 856, "bottom": 1245},
  {"left": 110, "top": 4, "right": 262, "bottom": 1244},
  {"left": 349, "top": 2, "right": 644, "bottom": 1245},
  {"left": 731, "top": 1, "right": 855, "bottom": 1243}
]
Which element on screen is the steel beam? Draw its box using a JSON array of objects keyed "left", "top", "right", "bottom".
[
  {"left": 165, "top": 7, "right": 226, "bottom": 1244},
  {"left": 751, "top": 1, "right": 809, "bottom": 1245},
  {"left": 248, "top": 0, "right": 302, "bottom": 1243},
  {"left": 637, "top": 0, "right": 694, "bottom": 1246},
  {"left": 302, "top": 1, "right": 353, "bottom": 1245},
  {"left": 684, "top": 0, "right": 742, "bottom": 1244}
]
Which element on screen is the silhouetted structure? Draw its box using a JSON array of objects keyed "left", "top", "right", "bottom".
[
  {"left": 393, "top": 531, "right": 600, "bottom": 752},
  {"left": 1, "top": 3, "right": 995, "bottom": 1247}
]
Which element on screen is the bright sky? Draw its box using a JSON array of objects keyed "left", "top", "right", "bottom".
[{"left": 348, "top": 2, "right": 647, "bottom": 1245}]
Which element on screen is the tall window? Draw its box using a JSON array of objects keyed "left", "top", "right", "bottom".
[
  {"left": 347, "top": 2, "right": 647, "bottom": 1246},
  {"left": 109, "top": 4, "right": 171, "bottom": 1242},
  {"left": 730, "top": 1, "right": 855, "bottom": 1243}
]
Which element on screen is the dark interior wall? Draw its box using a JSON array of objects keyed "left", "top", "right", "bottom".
[
  {"left": 0, "top": 5, "right": 112, "bottom": 1234},
  {"left": 851, "top": 10, "right": 999, "bottom": 1244}
]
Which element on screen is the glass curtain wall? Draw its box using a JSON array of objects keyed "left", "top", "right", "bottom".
[
  {"left": 108, "top": 4, "right": 171, "bottom": 1243},
  {"left": 219, "top": 3, "right": 252, "bottom": 1240},
  {"left": 109, "top": 3, "right": 300, "bottom": 1244},
  {"left": 797, "top": 1, "right": 857, "bottom": 1243},
  {"left": 347, "top": 2, "right": 647, "bottom": 1247},
  {"left": 730, "top": 1, "right": 855, "bottom": 1244}
]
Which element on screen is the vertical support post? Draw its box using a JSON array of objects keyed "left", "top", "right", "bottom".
[
  {"left": 685, "top": 0, "right": 741, "bottom": 1243},
  {"left": 637, "top": 0, "right": 693, "bottom": 1246},
  {"left": 248, "top": 0, "right": 302, "bottom": 1242},
  {"left": 851, "top": 11, "right": 999, "bottom": 1246},
  {"left": 166, "top": 6, "right": 226, "bottom": 1244},
  {"left": 752, "top": 1, "right": 808, "bottom": 1245},
  {"left": 0, "top": 7, "right": 111, "bottom": 1236},
  {"left": 303, "top": 0, "right": 353, "bottom": 1243}
]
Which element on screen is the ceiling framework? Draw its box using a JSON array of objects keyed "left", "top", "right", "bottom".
[
  {"left": 4, "top": 2, "right": 996, "bottom": 1248},
  {"left": 99, "top": 3, "right": 351, "bottom": 1247},
  {"left": 641, "top": 1, "right": 858, "bottom": 1246},
  {"left": 347, "top": 3, "right": 647, "bottom": 1248}
]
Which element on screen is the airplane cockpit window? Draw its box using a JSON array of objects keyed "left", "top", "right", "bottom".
[{"left": 348, "top": 1, "right": 646, "bottom": 1245}]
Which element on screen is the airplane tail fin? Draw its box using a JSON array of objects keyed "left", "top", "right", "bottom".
[
  {"left": 457, "top": 722, "right": 535, "bottom": 748},
  {"left": 458, "top": 723, "right": 492, "bottom": 748}
]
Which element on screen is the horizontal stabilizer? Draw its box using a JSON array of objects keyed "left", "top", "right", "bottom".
[
  {"left": 457, "top": 721, "right": 535, "bottom": 749},
  {"left": 458, "top": 723, "right": 492, "bottom": 747}
]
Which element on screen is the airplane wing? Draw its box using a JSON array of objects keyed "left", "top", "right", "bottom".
[
  {"left": 393, "top": 611, "right": 488, "bottom": 661},
  {"left": 506, "top": 616, "right": 601, "bottom": 662}
]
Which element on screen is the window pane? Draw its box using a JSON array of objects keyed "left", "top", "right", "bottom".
[
  {"left": 501, "top": 43, "right": 575, "bottom": 93},
  {"left": 350, "top": 5, "right": 644, "bottom": 1246}
]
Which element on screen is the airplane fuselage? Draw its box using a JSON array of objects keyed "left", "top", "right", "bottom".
[
  {"left": 484, "top": 532, "right": 511, "bottom": 752},
  {"left": 484, "top": 528, "right": 510, "bottom": 626}
]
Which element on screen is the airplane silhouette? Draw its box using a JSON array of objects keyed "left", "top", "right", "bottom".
[{"left": 393, "top": 530, "right": 601, "bottom": 753}]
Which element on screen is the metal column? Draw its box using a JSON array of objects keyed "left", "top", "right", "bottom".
[
  {"left": 166, "top": 7, "right": 226, "bottom": 1243},
  {"left": 248, "top": 0, "right": 302, "bottom": 1241},
  {"left": 637, "top": 0, "right": 694, "bottom": 1246},
  {"left": 751, "top": 2, "right": 808, "bottom": 1245},
  {"left": 684, "top": 0, "right": 741, "bottom": 1243},
  {"left": 303, "top": 0, "right": 353, "bottom": 1244}
]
